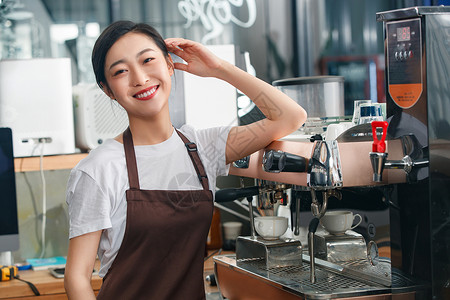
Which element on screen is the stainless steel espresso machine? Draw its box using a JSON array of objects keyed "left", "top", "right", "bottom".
[{"left": 213, "top": 6, "right": 450, "bottom": 300}]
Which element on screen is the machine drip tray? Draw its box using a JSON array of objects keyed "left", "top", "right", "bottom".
[{"left": 214, "top": 255, "right": 428, "bottom": 299}]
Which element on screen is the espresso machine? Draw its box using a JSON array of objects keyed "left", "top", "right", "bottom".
[{"left": 213, "top": 6, "right": 450, "bottom": 300}]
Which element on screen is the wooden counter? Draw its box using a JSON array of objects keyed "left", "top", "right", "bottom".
[
  {"left": 14, "top": 153, "right": 88, "bottom": 172},
  {"left": 0, "top": 260, "right": 101, "bottom": 299},
  {"left": 0, "top": 251, "right": 229, "bottom": 299}
]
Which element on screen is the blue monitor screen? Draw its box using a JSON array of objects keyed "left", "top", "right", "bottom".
[{"left": 0, "top": 127, "right": 19, "bottom": 252}]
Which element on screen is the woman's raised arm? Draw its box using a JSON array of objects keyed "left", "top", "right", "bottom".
[{"left": 165, "top": 38, "right": 307, "bottom": 164}]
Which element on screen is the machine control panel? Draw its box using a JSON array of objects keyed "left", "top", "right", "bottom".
[
  {"left": 387, "top": 19, "right": 421, "bottom": 69},
  {"left": 386, "top": 18, "right": 422, "bottom": 109},
  {"left": 393, "top": 26, "right": 415, "bottom": 61}
]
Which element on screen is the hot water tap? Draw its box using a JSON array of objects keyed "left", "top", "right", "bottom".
[
  {"left": 369, "top": 121, "right": 428, "bottom": 182},
  {"left": 369, "top": 121, "right": 389, "bottom": 182}
]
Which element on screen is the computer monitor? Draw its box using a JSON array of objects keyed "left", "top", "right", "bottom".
[{"left": 0, "top": 127, "right": 19, "bottom": 252}]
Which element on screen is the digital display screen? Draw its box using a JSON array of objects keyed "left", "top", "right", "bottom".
[{"left": 397, "top": 26, "right": 411, "bottom": 42}]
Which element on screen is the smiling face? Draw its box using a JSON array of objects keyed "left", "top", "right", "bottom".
[{"left": 103, "top": 32, "right": 174, "bottom": 121}]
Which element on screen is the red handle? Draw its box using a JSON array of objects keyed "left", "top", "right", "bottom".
[{"left": 371, "top": 121, "right": 388, "bottom": 153}]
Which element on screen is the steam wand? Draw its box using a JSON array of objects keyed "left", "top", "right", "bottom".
[
  {"left": 308, "top": 217, "right": 320, "bottom": 283},
  {"left": 247, "top": 196, "right": 256, "bottom": 239},
  {"left": 310, "top": 189, "right": 342, "bottom": 219}
]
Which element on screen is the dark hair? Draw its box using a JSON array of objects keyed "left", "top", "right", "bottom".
[{"left": 92, "top": 20, "right": 169, "bottom": 90}]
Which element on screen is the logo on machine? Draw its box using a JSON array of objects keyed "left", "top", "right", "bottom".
[{"left": 388, "top": 83, "right": 423, "bottom": 109}]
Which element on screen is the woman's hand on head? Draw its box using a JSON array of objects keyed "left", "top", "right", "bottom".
[{"left": 165, "top": 38, "right": 226, "bottom": 78}]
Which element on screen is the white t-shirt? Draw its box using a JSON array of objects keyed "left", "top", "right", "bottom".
[{"left": 66, "top": 125, "right": 231, "bottom": 277}]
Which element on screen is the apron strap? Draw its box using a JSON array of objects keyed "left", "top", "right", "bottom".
[
  {"left": 123, "top": 127, "right": 140, "bottom": 190},
  {"left": 175, "top": 129, "right": 210, "bottom": 191},
  {"left": 123, "top": 127, "right": 210, "bottom": 191}
]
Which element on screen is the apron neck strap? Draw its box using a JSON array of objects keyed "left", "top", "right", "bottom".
[
  {"left": 123, "top": 127, "right": 210, "bottom": 191},
  {"left": 175, "top": 129, "right": 210, "bottom": 191},
  {"left": 123, "top": 127, "right": 140, "bottom": 190}
]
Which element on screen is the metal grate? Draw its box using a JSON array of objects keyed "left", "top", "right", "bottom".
[
  {"left": 219, "top": 255, "right": 423, "bottom": 299},
  {"left": 391, "top": 270, "right": 416, "bottom": 287},
  {"left": 265, "top": 263, "right": 379, "bottom": 291},
  {"left": 340, "top": 259, "right": 391, "bottom": 281}
]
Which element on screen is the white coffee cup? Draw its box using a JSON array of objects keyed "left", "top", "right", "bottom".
[
  {"left": 223, "top": 222, "right": 242, "bottom": 241},
  {"left": 320, "top": 210, "right": 362, "bottom": 235},
  {"left": 254, "top": 216, "right": 288, "bottom": 240}
]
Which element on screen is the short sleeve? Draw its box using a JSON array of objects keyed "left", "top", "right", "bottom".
[
  {"left": 187, "top": 125, "right": 232, "bottom": 177},
  {"left": 214, "top": 126, "right": 232, "bottom": 176},
  {"left": 66, "top": 169, "right": 112, "bottom": 239}
]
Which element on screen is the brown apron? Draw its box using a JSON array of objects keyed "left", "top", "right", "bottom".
[{"left": 97, "top": 127, "right": 213, "bottom": 300}]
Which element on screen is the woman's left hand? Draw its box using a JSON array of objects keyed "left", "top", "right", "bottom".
[{"left": 165, "top": 38, "right": 225, "bottom": 78}]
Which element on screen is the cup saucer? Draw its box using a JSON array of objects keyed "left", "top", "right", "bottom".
[
  {"left": 327, "top": 230, "right": 348, "bottom": 236},
  {"left": 261, "top": 236, "right": 281, "bottom": 241}
]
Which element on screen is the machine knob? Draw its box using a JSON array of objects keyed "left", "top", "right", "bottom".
[
  {"left": 263, "top": 150, "right": 307, "bottom": 173},
  {"left": 283, "top": 152, "right": 308, "bottom": 172},
  {"left": 262, "top": 150, "right": 285, "bottom": 172},
  {"left": 403, "top": 50, "right": 408, "bottom": 59}
]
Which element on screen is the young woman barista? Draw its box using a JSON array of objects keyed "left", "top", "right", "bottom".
[{"left": 64, "top": 20, "right": 306, "bottom": 300}]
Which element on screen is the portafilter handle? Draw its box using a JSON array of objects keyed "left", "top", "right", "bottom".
[
  {"left": 215, "top": 186, "right": 260, "bottom": 239},
  {"left": 215, "top": 186, "right": 259, "bottom": 203}
]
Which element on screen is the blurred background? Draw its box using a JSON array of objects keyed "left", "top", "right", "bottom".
[{"left": 1, "top": 0, "right": 448, "bottom": 262}]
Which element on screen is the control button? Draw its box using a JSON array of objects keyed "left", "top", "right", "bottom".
[
  {"left": 395, "top": 51, "right": 399, "bottom": 60},
  {"left": 408, "top": 50, "right": 413, "bottom": 59},
  {"left": 398, "top": 51, "right": 403, "bottom": 60},
  {"left": 403, "top": 51, "right": 408, "bottom": 59}
]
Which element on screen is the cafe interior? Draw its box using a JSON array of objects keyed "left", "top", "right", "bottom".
[{"left": 0, "top": 0, "right": 449, "bottom": 299}]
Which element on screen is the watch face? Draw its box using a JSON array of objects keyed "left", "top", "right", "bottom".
[{"left": 367, "top": 240, "right": 379, "bottom": 266}]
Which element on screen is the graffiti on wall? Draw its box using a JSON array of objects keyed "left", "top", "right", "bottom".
[{"left": 178, "top": 0, "right": 257, "bottom": 44}]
